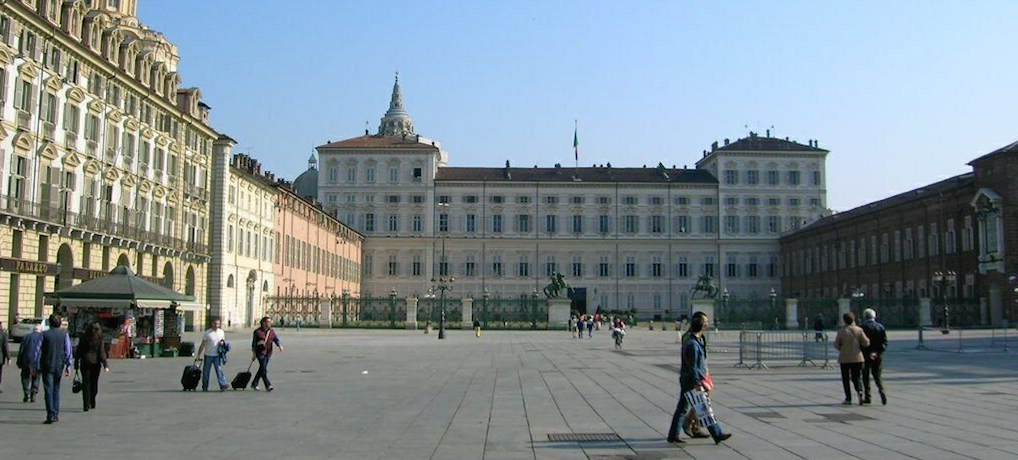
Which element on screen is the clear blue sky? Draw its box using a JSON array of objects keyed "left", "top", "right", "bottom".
[{"left": 140, "top": 0, "right": 1017, "bottom": 211}]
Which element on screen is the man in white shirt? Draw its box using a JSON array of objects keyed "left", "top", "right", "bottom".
[{"left": 195, "top": 318, "right": 228, "bottom": 392}]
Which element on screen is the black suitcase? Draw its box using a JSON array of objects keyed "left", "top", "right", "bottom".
[
  {"left": 231, "top": 361, "right": 254, "bottom": 390},
  {"left": 182, "top": 361, "right": 202, "bottom": 391}
]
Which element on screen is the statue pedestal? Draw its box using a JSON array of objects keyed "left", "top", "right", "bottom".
[
  {"left": 547, "top": 298, "right": 571, "bottom": 330},
  {"left": 691, "top": 299, "right": 715, "bottom": 327}
]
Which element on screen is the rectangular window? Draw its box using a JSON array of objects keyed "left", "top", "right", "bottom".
[
  {"left": 597, "top": 196, "right": 610, "bottom": 205},
  {"left": 388, "top": 214, "right": 399, "bottom": 232},
  {"left": 544, "top": 196, "right": 558, "bottom": 204},
  {"left": 491, "top": 195, "right": 504, "bottom": 204},
  {"left": 724, "top": 170, "right": 738, "bottom": 185},
  {"left": 545, "top": 214, "right": 557, "bottom": 234},
  {"left": 676, "top": 257, "right": 689, "bottom": 278},
  {"left": 767, "top": 216, "right": 781, "bottom": 233},
  {"left": 517, "top": 214, "right": 530, "bottom": 233},
  {"left": 463, "top": 195, "right": 478, "bottom": 203},
  {"left": 649, "top": 196, "right": 663, "bottom": 205},
  {"left": 623, "top": 196, "right": 637, "bottom": 205},
  {"left": 570, "top": 196, "right": 584, "bottom": 204},
  {"left": 413, "top": 167, "right": 422, "bottom": 180},
  {"left": 651, "top": 215, "right": 663, "bottom": 234},
  {"left": 599, "top": 256, "right": 610, "bottom": 277},
  {"left": 701, "top": 216, "right": 717, "bottom": 234},
  {"left": 412, "top": 254, "right": 422, "bottom": 276},
  {"left": 725, "top": 197, "right": 738, "bottom": 206},
  {"left": 767, "top": 170, "right": 780, "bottom": 185},
  {"left": 412, "top": 215, "right": 423, "bottom": 233},
  {"left": 571, "top": 255, "right": 583, "bottom": 277},
  {"left": 492, "top": 214, "right": 503, "bottom": 233},
  {"left": 387, "top": 195, "right": 400, "bottom": 203},
  {"left": 724, "top": 215, "right": 740, "bottom": 234},
  {"left": 675, "top": 196, "right": 689, "bottom": 205},
  {"left": 364, "top": 213, "right": 375, "bottom": 232},
  {"left": 675, "top": 215, "right": 690, "bottom": 233},
  {"left": 518, "top": 255, "right": 530, "bottom": 277},
  {"left": 544, "top": 256, "right": 557, "bottom": 277},
  {"left": 389, "top": 166, "right": 399, "bottom": 182},
  {"left": 387, "top": 254, "right": 398, "bottom": 276},
  {"left": 625, "top": 256, "right": 637, "bottom": 278},
  {"left": 599, "top": 215, "right": 610, "bottom": 234},
  {"left": 365, "top": 166, "right": 375, "bottom": 183},
  {"left": 747, "top": 170, "right": 759, "bottom": 185},
  {"left": 438, "top": 213, "right": 449, "bottom": 232},
  {"left": 788, "top": 170, "right": 801, "bottom": 186},
  {"left": 572, "top": 215, "right": 583, "bottom": 233},
  {"left": 746, "top": 215, "right": 760, "bottom": 234},
  {"left": 346, "top": 167, "right": 356, "bottom": 182},
  {"left": 491, "top": 254, "right": 503, "bottom": 277},
  {"left": 465, "top": 214, "right": 476, "bottom": 233},
  {"left": 811, "top": 171, "right": 821, "bottom": 186},
  {"left": 746, "top": 197, "right": 759, "bottom": 206},
  {"left": 651, "top": 257, "right": 662, "bottom": 278},
  {"left": 624, "top": 215, "right": 638, "bottom": 234},
  {"left": 517, "top": 196, "right": 531, "bottom": 204}
]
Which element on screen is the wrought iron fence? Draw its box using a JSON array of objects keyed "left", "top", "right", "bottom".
[
  {"left": 264, "top": 294, "right": 326, "bottom": 327},
  {"left": 332, "top": 296, "right": 405, "bottom": 328},
  {"left": 931, "top": 301, "right": 982, "bottom": 328},
  {"left": 419, "top": 297, "right": 463, "bottom": 325},
  {"left": 851, "top": 297, "right": 919, "bottom": 328},
  {"left": 714, "top": 298, "right": 784, "bottom": 330},
  {"left": 476, "top": 296, "right": 547, "bottom": 329},
  {"left": 798, "top": 298, "right": 839, "bottom": 330}
]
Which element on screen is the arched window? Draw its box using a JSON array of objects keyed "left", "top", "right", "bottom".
[{"left": 227, "top": 274, "right": 234, "bottom": 288}]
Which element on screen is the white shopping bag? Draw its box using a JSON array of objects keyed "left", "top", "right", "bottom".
[{"left": 684, "top": 389, "right": 718, "bottom": 429}]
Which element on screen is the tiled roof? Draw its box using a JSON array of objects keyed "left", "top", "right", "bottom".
[
  {"left": 716, "top": 136, "right": 827, "bottom": 153},
  {"left": 784, "top": 172, "right": 975, "bottom": 237},
  {"left": 316, "top": 134, "right": 439, "bottom": 150},
  {"left": 435, "top": 166, "right": 718, "bottom": 184},
  {"left": 967, "top": 139, "right": 1018, "bottom": 165}
]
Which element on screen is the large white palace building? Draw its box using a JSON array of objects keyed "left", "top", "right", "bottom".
[{"left": 315, "top": 77, "right": 830, "bottom": 317}]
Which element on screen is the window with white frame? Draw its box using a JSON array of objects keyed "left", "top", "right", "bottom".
[
  {"left": 465, "top": 254, "right": 476, "bottom": 277},
  {"left": 518, "top": 254, "right": 530, "bottom": 277},
  {"left": 572, "top": 255, "right": 583, "bottom": 277},
  {"left": 625, "top": 255, "right": 637, "bottom": 277},
  {"left": 491, "top": 254, "right": 503, "bottom": 277},
  {"left": 599, "top": 255, "right": 610, "bottom": 277},
  {"left": 544, "top": 255, "right": 557, "bottom": 276}
]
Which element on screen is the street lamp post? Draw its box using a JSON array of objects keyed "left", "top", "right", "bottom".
[
  {"left": 482, "top": 287, "right": 490, "bottom": 329},
  {"left": 933, "top": 271, "right": 956, "bottom": 331},
  {"left": 389, "top": 287, "right": 398, "bottom": 329},
  {"left": 431, "top": 276, "right": 454, "bottom": 339},
  {"left": 721, "top": 288, "right": 730, "bottom": 329}
]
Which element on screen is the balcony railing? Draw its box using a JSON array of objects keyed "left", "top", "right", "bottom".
[{"left": 0, "top": 194, "right": 209, "bottom": 256}]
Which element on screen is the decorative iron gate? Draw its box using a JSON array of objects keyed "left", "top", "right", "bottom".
[
  {"left": 331, "top": 296, "right": 405, "bottom": 328},
  {"left": 798, "top": 299, "right": 839, "bottom": 330},
  {"left": 715, "top": 298, "right": 784, "bottom": 330},
  {"left": 265, "top": 294, "right": 327, "bottom": 327},
  {"left": 850, "top": 298, "right": 919, "bottom": 328},
  {"left": 419, "top": 298, "right": 463, "bottom": 325},
  {"left": 476, "top": 296, "right": 547, "bottom": 329}
]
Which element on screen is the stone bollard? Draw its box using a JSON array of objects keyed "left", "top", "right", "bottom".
[
  {"left": 405, "top": 297, "right": 418, "bottom": 330},
  {"left": 462, "top": 298, "right": 473, "bottom": 330},
  {"left": 785, "top": 298, "right": 799, "bottom": 330}
]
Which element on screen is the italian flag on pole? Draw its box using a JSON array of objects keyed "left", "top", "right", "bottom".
[{"left": 573, "top": 121, "right": 579, "bottom": 161}]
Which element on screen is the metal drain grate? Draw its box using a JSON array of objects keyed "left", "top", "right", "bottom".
[
  {"left": 821, "top": 413, "right": 874, "bottom": 423},
  {"left": 547, "top": 433, "right": 622, "bottom": 442}
]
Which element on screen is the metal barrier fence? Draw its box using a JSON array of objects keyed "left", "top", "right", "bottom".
[
  {"left": 265, "top": 294, "right": 328, "bottom": 327},
  {"left": 916, "top": 326, "right": 1014, "bottom": 353},
  {"left": 705, "top": 330, "right": 831, "bottom": 369}
]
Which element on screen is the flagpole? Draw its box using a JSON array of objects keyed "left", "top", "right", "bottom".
[{"left": 574, "top": 119, "right": 579, "bottom": 177}]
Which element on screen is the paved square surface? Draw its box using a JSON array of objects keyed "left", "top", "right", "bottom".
[{"left": 1, "top": 327, "right": 1017, "bottom": 459}]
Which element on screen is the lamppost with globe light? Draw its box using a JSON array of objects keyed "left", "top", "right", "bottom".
[
  {"left": 431, "top": 276, "right": 455, "bottom": 339},
  {"left": 933, "top": 271, "right": 956, "bottom": 331}
]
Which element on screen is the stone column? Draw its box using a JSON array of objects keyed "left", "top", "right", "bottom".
[
  {"left": 785, "top": 298, "right": 799, "bottom": 330},
  {"left": 405, "top": 297, "right": 418, "bottom": 330},
  {"left": 319, "top": 299, "right": 332, "bottom": 329},
  {"left": 919, "top": 298, "right": 932, "bottom": 327},
  {"left": 461, "top": 298, "right": 473, "bottom": 329},
  {"left": 838, "top": 298, "right": 851, "bottom": 317},
  {"left": 691, "top": 299, "right": 715, "bottom": 327},
  {"left": 547, "top": 298, "right": 570, "bottom": 330}
]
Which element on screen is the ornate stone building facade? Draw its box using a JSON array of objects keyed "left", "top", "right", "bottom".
[
  {"left": 0, "top": 0, "right": 216, "bottom": 326},
  {"left": 316, "top": 77, "right": 829, "bottom": 318},
  {"left": 207, "top": 136, "right": 276, "bottom": 329}
]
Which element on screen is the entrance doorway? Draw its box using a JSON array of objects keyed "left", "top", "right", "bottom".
[{"left": 568, "top": 287, "right": 587, "bottom": 315}]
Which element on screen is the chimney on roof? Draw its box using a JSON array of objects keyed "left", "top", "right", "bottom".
[
  {"left": 606, "top": 162, "right": 612, "bottom": 169},
  {"left": 766, "top": 129, "right": 770, "bottom": 137},
  {"left": 785, "top": 136, "right": 789, "bottom": 141},
  {"left": 711, "top": 141, "right": 718, "bottom": 152},
  {"left": 555, "top": 163, "right": 561, "bottom": 169},
  {"left": 724, "top": 138, "right": 730, "bottom": 146},
  {"left": 364, "top": 128, "right": 369, "bottom": 135},
  {"left": 814, "top": 139, "right": 819, "bottom": 148}
]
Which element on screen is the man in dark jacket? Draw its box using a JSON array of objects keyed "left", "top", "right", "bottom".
[
  {"left": 0, "top": 320, "right": 9, "bottom": 393},
  {"left": 860, "top": 308, "right": 888, "bottom": 405},
  {"left": 31, "top": 315, "right": 72, "bottom": 424},
  {"left": 16, "top": 325, "right": 43, "bottom": 402},
  {"left": 251, "top": 317, "right": 282, "bottom": 391}
]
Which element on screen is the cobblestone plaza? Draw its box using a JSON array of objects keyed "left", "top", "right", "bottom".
[{"left": 1, "top": 328, "right": 1016, "bottom": 460}]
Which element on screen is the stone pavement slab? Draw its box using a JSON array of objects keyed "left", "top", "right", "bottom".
[{"left": 0, "top": 328, "right": 1016, "bottom": 459}]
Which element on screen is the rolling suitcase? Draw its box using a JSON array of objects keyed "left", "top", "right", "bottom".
[
  {"left": 231, "top": 360, "right": 254, "bottom": 390},
  {"left": 182, "top": 360, "right": 202, "bottom": 391}
]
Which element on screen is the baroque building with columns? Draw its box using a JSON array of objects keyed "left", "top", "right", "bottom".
[
  {"left": 315, "top": 77, "right": 829, "bottom": 318},
  {"left": 0, "top": 0, "right": 216, "bottom": 326}
]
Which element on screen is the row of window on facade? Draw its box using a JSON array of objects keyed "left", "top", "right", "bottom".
[
  {"left": 786, "top": 218, "right": 977, "bottom": 276},
  {"left": 805, "top": 278, "right": 973, "bottom": 301},
  {"left": 227, "top": 185, "right": 273, "bottom": 220},
  {"left": 4, "top": 160, "right": 208, "bottom": 245},
  {"left": 327, "top": 193, "right": 822, "bottom": 209},
  {"left": 363, "top": 253, "right": 780, "bottom": 280},
  {"left": 722, "top": 169, "right": 822, "bottom": 187},
  {"left": 2, "top": 6, "right": 191, "bottom": 111},
  {"left": 276, "top": 233, "right": 360, "bottom": 283},
  {"left": 325, "top": 164, "right": 424, "bottom": 184},
  {"left": 344, "top": 212, "right": 807, "bottom": 236}
]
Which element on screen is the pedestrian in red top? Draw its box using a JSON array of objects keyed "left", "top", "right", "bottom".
[{"left": 251, "top": 317, "right": 282, "bottom": 392}]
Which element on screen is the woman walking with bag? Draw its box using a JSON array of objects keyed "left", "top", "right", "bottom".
[
  {"left": 667, "top": 316, "right": 731, "bottom": 445},
  {"left": 74, "top": 322, "right": 109, "bottom": 412},
  {"left": 834, "top": 312, "right": 870, "bottom": 405}
]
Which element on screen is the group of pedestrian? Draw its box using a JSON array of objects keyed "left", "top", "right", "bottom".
[
  {"left": 834, "top": 309, "right": 887, "bottom": 405},
  {"left": 196, "top": 317, "right": 282, "bottom": 392},
  {"left": 569, "top": 314, "right": 595, "bottom": 339},
  {"left": 7, "top": 315, "right": 94, "bottom": 424},
  {"left": 668, "top": 310, "right": 731, "bottom": 445}
]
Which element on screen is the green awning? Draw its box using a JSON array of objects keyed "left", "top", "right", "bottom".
[{"left": 45, "top": 265, "right": 195, "bottom": 309}]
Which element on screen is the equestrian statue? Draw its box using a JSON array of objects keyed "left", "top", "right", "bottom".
[
  {"left": 689, "top": 274, "right": 719, "bottom": 299},
  {"left": 543, "top": 272, "right": 570, "bottom": 299}
]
